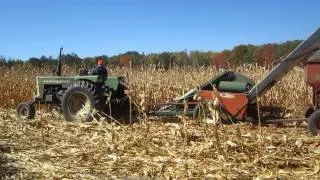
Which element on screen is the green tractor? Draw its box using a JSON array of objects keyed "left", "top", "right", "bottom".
[{"left": 17, "top": 48, "right": 131, "bottom": 121}]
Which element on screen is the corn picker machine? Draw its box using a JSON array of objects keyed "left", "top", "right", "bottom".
[{"left": 149, "top": 28, "right": 320, "bottom": 136}]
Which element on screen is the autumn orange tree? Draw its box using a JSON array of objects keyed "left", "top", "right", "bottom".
[
  {"left": 254, "top": 44, "right": 277, "bottom": 66},
  {"left": 212, "top": 50, "right": 230, "bottom": 70},
  {"left": 119, "top": 55, "right": 131, "bottom": 67}
]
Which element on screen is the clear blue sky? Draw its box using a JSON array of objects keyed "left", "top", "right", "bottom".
[{"left": 0, "top": 0, "right": 319, "bottom": 60}]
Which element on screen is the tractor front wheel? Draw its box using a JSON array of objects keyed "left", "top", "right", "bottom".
[
  {"left": 16, "top": 102, "right": 35, "bottom": 119},
  {"left": 308, "top": 110, "right": 320, "bottom": 136}
]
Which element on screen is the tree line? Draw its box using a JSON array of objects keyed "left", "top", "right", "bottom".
[{"left": 0, "top": 40, "right": 302, "bottom": 70}]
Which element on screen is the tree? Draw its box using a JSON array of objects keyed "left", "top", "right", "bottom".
[
  {"left": 174, "top": 51, "right": 189, "bottom": 66},
  {"left": 254, "top": 44, "right": 277, "bottom": 66},
  {"left": 61, "top": 53, "right": 83, "bottom": 69},
  {"left": 119, "top": 55, "right": 131, "bottom": 67},
  {"left": 0, "top": 56, "right": 6, "bottom": 67},
  {"left": 244, "top": 45, "right": 257, "bottom": 64},
  {"left": 95, "top": 55, "right": 108, "bottom": 63},
  {"left": 274, "top": 40, "right": 302, "bottom": 60},
  {"left": 229, "top": 45, "right": 257, "bottom": 66},
  {"left": 28, "top": 57, "right": 41, "bottom": 68},
  {"left": 189, "top": 51, "right": 212, "bottom": 67},
  {"left": 212, "top": 50, "right": 229, "bottom": 70},
  {"left": 229, "top": 45, "right": 248, "bottom": 66},
  {"left": 107, "top": 55, "right": 119, "bottom": 66},
  {"left": 148, "top": 54, "right": 160, "bottom": 66},
  {"left": 160, "top": 52, "right": 171, "bottom": 70},
  {"left": 83, "top": 57, "right": 96, "bottom": 67},
  {"left": 121, "top": 51, "right": 141, "bottom": 66}
]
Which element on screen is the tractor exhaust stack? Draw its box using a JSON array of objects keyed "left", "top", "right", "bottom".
[{"left": 55, "top": 47, "right": 63, "bottom": 76}]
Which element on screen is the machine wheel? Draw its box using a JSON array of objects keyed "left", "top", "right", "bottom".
[
  {"left": 308, "top": 110, "right": 320, "bottom": 136},
  {"left": 62, "top": 81, "right": 102, "bottom": 121},
  {"left": 16, "top": 102, "right": 35, "bottom": 119},
  {"left": 246, "top": 104, "right": 260, "bottom": 124},
  {"left": 305, "top": 106, "right": 315, "bottom": 118}
]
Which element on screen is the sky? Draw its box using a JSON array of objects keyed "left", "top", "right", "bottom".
[{"left": 0, "top": 0, "right": 319, "bottom": 60}]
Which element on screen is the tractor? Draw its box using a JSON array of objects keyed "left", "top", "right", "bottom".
[{"left": 16, "top": 48, "right": 130, "bottom": 121}]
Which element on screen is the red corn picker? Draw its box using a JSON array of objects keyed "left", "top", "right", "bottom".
[
  {"left": 149, "top": 28, "right": 320, "bottom": 136},
  {"left": 304, "top": 50, "right": 320, "bottom": 135}
]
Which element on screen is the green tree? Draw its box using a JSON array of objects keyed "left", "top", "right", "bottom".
[
  {"left": 229, "top": 45, "right": 248, "bottom": 66},
  {"left": 274, "top": 40, "right": 302, "bottom": 60},
  {"left": 0, "top": 56, "right": 6, "bottom": 67}
]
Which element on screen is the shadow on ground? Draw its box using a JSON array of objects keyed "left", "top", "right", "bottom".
[
  {"left": 0, "top": 144, "right": 20, "bottom": 179},
  {"left": 259, "top": 106, "right": 289, "bottom": 121}
]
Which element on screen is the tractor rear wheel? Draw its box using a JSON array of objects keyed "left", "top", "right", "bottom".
[
  {"left": 62, "top": 81, "right": 102, "bottom": 121},
  {"left": 308, "top": 110, "right": 320, "bottom": 136},
  {"left": 16, "top": 102, "right": 35, "bottom": 119},
  {"left": 305, "top": 106, "right": 315, "bottom": 118}
]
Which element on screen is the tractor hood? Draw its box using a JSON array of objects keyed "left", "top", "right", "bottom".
[{"left": 35, "top": 75, "right": 125, "bottom": 99}]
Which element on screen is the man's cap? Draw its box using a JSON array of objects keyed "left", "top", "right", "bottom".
[{"left": 97, "top": 59, "right": 104, "bottom": 65}]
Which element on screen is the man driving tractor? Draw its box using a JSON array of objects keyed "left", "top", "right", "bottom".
[{"left": 92, "top": 59, "right": 108, "bottom": 78}]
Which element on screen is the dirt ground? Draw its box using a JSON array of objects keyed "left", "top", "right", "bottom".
[{"left": 1, "top": 108, "right": 320, "bottom": 179}]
